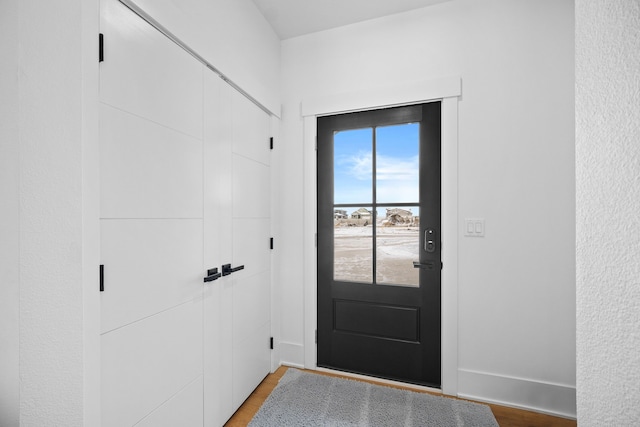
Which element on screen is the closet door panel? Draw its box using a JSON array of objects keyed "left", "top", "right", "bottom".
[
  {"left": 232, "top": 322, "right": 271, "bottom": 410},
  {"left": 232, "top": 90, "right": 270, "bottom": 166},
  {"left": 101, "top": 301, "right": 203, "bottom": 427},
  {"left": 203, "top": 76, "right": 233, "bottom": 266},
  {"left": 100, "top": 219, "right": 202, "bottom": 333},
  {"left": 100, "top": 104, "right": 203, "bottom": 219},
  {"left": 100, "top": 0, "right": 203, "bottom": 139},
  {"left": 233, "top": 273, "right": 270, "bottom": 347},
  {"left": 232, "top": 218, "right": 271, "bottom": 280},
  {"left": 135, "top": 377, "right": 204, "bottom": 427},
  {"left": 232, "top": 155, "right": 270, "bottom": 219}
]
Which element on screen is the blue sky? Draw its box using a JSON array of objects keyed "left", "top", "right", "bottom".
[{"left": 334, "top": 123, "right": 419, "bottom": 208}]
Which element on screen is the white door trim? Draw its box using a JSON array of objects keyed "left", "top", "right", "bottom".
[{"left": 301, "top": 75, "right": 460, "bottom": 395}]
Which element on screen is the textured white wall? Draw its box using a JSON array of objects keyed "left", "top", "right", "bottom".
[
  {"left": 278, "top": 0, "right": 575, "bottom": 416},
  {"left": 0, "top": 0, "right": 20, "bottom": 425},
  {"left": 0, "top": 0, "right": 101, "bottom": 425},
  {"left": 19, "top": 0, "right": 85, "bottom": 424},
  {"left": 576, "top": 1, "right": 640, "bottom": 425}
]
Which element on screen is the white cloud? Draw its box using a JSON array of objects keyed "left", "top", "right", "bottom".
[
  {"left": 335, "top": 151, "right": 372, "bottom": 180},
  {"left": 335, "top": 152, "right": 419, "bottom": 203},
  {"left": 376, "top": 154, "right": 419, "bottom": 182}
]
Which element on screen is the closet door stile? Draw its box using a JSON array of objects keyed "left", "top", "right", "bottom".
[{"left": 203, "top": 72, "right": 234, "bottom": 426}]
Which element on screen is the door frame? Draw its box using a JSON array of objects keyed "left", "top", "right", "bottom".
[{"left": 301, "top": 76, "right": 461, "bottom": 396}]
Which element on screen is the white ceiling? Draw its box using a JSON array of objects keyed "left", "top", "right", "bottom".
[{"left": 251, "top": 0, "right": 452, "bottom": 40}]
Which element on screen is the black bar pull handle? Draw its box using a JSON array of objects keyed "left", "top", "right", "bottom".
[
  {"left": 204, "top": 267, "right": 222, "bottom": 283},
  {"left": 100, "top": 264, "right": 105, "bottom": 292},
  {"left": 222, "top": 263, "right": 245, "bottom": 276}
]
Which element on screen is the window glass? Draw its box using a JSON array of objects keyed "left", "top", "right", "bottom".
[
  {"left": 334, "top": 128, "right": 372, "bottom": 205},
  {"left": 376, "top": 123, "right": 419, "bottom": 204}
]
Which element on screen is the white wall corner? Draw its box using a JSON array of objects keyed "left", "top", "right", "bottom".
[
  {"left": 279, "top": 342, "right": 306, "bottom": 369},
  {"left": 302, "top": 115, "right": 318, "bottom": 370},
  {"left": 441, "top": 96, "right": 459, "bottom": 396},
  {"left": 270, "top": 114, "right": 282, "bottom": 373},
  {"left": 0, "top": 1, "right": 20, "bottom": 425}
]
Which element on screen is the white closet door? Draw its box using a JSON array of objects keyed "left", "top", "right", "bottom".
[
  {"left": 101, "top": 1, "right": 273, "bottom": 425},
  {"left": 203, "top": 76, "right": 272, "bottom": 424},
  {"left": 230, "top": 90, "right": 272, "bottom": 411},
  {"left": 99, "top": 0, "right": 204, "bottom": 425}
]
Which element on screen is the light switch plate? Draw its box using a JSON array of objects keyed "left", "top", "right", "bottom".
[{"left": 464, "top": 218, "right": 485, "bottom": 237}]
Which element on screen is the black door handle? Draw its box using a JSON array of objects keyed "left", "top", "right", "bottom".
[
  {"left": 204, "top": 267, "right": 221, "bottom": 282},
  {"left": 413, "top": 261, "right": 436, "bottom": 270},
  {"left": 222, "top": 263, "right": 244, "bottom": 276}
]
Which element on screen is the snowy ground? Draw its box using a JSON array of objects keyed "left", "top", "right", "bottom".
[{"left": 333, "top": 225, "right": 419, "bottom": 286}]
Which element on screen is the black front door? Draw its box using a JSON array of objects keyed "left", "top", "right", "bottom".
[{"left": 317, "top": 102, "right": 441, "bottom": 387}]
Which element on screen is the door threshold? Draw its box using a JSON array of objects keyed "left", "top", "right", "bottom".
[{"left": 315, "top": 366, "right": 442, "bottom": 395}]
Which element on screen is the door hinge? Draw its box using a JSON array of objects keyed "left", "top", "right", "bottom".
[
  {"left": 315, "top": 330, "right": 318, "bottom": 344},
  {"left": 99, "top": 33, "right": 104, "bottom": 63},
  {"left": 270, "top": 137, "right": 273, "bottom": 150},
  {"left": 314, "top": 233, "right": 317, "bottom": 247},
  {"left": 270, "top": 237, "right": 274, "bottom": 250},
  {"left": 99, "top": 264, "right": 104, "bottom": 292},
  {"left": 441, "top": 262, "right": 443, "bottom": 270},
  {"left": 270, "top": 337, "right": 274, "bottom": 350},
  {"left": 315, "top": 136, "right": 318, "bottom": 151}
]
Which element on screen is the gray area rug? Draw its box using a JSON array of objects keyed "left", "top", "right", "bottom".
[{"left": 249, "top": 369, "right": 499, "bottom": 426}]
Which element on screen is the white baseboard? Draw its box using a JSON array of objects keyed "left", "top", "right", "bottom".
[
  {"left": 278, "top": 342, "right": 305, "bottom": 368},
  {"left": 277, "top": 344, "right": 576, "bottom": 419},
  {"left": 458, "top": 369, "right": 576, "bottom": 419}
]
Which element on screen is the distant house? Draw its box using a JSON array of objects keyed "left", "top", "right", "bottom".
[
  {"left": 351, "top": 208, "right": 372, "bottom": 220},
  {"left": 385, "top": 208, "right": 412, "bottom": 219},
  {"left": 334, "top": 209, "right": 348, "bottom": 219},
  {"left": 383, "top": 208, "right": 414, "bottom": 226}
]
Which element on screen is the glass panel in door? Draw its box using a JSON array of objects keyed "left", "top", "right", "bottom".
[
  {"left": 376, "top": 206, "right": 419, "bottom": 287},
  {"left": 334, "top": 206, "right": 373, "bottom": 283},
  {"left": 376, "top": 123, "right": 420, "bottom": 203},
  {"left": 333, "top": 128, "right": 372, "bottom": 205},
  {"left": 332, "top": 121, "right": 421, "bottom": 287}
]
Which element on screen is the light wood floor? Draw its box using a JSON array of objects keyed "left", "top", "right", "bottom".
[{"left": 225, "top": 366, "right": 577, "bottom": 427}]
